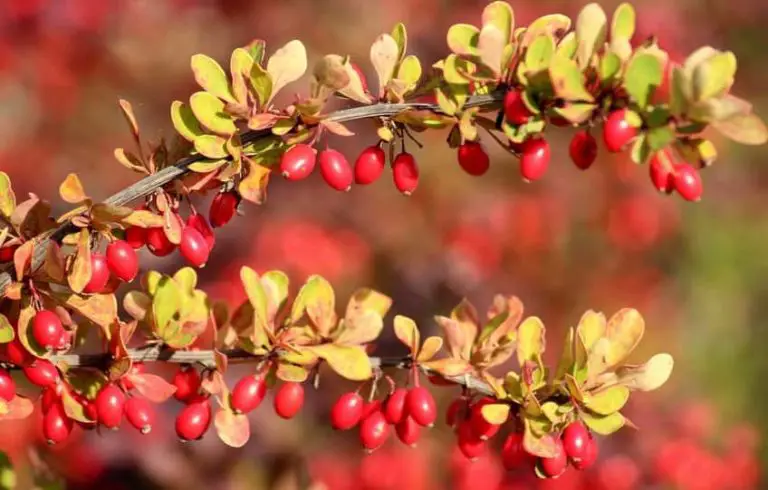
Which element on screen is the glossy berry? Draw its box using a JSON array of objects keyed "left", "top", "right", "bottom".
[
  {"left": 209, "top": 192, "right": 239, "bottom": 228},
  {"left": 172, "top": 366, "right": 201, "bottom": 403},
  {"left": 31, "top": 310, "right": 65, "bottom": 350},
  {"left": 406, "top": 387, "right": 437, "bottom": 427},
  {"left": 603, "top": 109, "right": 637, "bottom": 152},
  {"left": 562, "top": 421, "right": 591, "bottom": 462},
  {"left": 354, "top": 145, "right": 386, "bottom": 185},
  {"left": 230, "top": 374, "right": 266, "bottom": 414},
  {"left": 649, "top": 151, "right": 675, "bottom": 194},
  {"left": 520, "top": 138, "right": 551, "bottom": 182},
  {"left": 186, "top": 213, "right": 215, "bottom": 250},
  {"left": 673, "top": 163, "right": 703, "bottom": 202},
  {"left": 572, "top": 435, "right": 598, "bottom": 470},
  {"left": 457, "top": 141, "right": 490, "bottom": 176},
  {"left": 23, "top": 360, "right": 60, "bottom": 387},
  {"left": 392, "top": 152, "right": 419, "bottom": 196},
  {"left": 361, "top": 400, "right": 382, "bottom": 420},
  {"left": 383, "top": 388, "right": 408, "bottom": 425},
  {"left": 330, "top": 392, "right": 364, "bottom": 430},
  {"left": 107, "top": 240, "right": 139, "bottom": 282},
  {"left": 501, "top": 432, "right": 530, "bottom": 470},
  {"left": 457, "top": 419, "right": 487, "bottom": 460},
  {"left": 470, "top": 398, "right": 502, "bottom": 440},
  {"left": 0, "top": 369, "right": 15, "bottom": 401},
  {"left": 395, "top": 416, "right": 421, "bottom": 447},
  {"left": 569, "top": 130, "right": 598, "bottom": 170},
  {"left": 176, "top": 398, "right": 212, "bottom": 441},
  {"left": 179, "top": 227, "right": 210, "bottom": 267},
  {"left": 124, "top": 226, "right": 146, "bottom": 249},
  {"left": 41, "top": 387, "right": 61, "bottom": 413},
  {"left": 124, "top": 397, "right": 155, "bottom": 434},
  {"left": 503, "top": 89, "right": 534, "bottom": 125},
  {"left": 359, "top": 410, "right": 390, "bottom": 452},
  {"left": 538, "top": 439, "right": 568, "bottom": 478},
  {"left": 145, "top": 228, "right": 175, "bottom": 257},
  {"left": 274, "top": 382, "right": 304, "bottom": 419},
  {"left": 83, "top": 253, "right": 110, "bottom": 294},
  {"left": 6, "top": 339, "right": 32, "bottom": 366},
  {"left": 318, "top": 149, "right": 353, "bottom": 191},
  {"left": 280, "top": 144, "right": 316, "bottom": 181},
  {"left": 0, "top": 245, "right": 17, "bottom": 263},
  {"left": 43, "top": 402, "right": 73, "bottom": 445},
  {"left": 95, "top": 383, "right": 126, "bottom": 429},
  {"left": 445, "top": 398, "right": 464, "bottom": 428}
]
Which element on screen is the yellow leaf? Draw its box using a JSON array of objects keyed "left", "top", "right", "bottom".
[
  {"left": 59, "top": 173, "right": 88, "bottom": 204},
  {"left": 266, "top": 40, "right": 307, "bottom": 104},
  {"left": 416, "top": 336, "right": 443, "bottom": 362},
  {"left": 615, "top": 353, "right": 674, "bottom": 391},
  {"left": 191, "top": 54, "right": 236, "bottom": 103},
  {"left": 214, "top": 409, "right": 250, "bottom": 448},
  {"left": 120, "top": 209, "right": 164, "bottom": 228},
  {"left": 276, "top": 363, "right": 310, "bottom": 382},
  {"left": 54, "top": 292, "right": 117, "bottom": 336},
  {"left": 67, "top": 229, "right": 91, "bottom": 293},
  {"left": 118, "top": 99, "right": 140, "bottom": 138},
  {"left": 393, "top": 315, "right": 420, "bottom": 355},
  {"left": 307, "top": 344, "right": 372, "bottom": 381},
  {"left": 604, "top": 308, "right": 645, "bottom": 367},
  {"left": 0, "top": 172, "right": 16, "bottom": 217},
  {"left": 516, "top": 316, "right": 546, "bottom": 366},
  {"left": 421, "top": 357, "right": 472, "bottom": 376},
  {"left": 481, "top": 403, "right": 510, "bottom": 425},
  {"left": 17, "top": 299, "right": 47, "bottom": 357},
  {"left": 583, "top": 385, "right": 630, "bottom": 415},
  {"left": 576, "top": 310, "right": 606, "bottom": 351},
  {"left": 370, "top": 34, "right": 399, "bottom": 96},
  {"left": 334, "top": 310, "right": 383, "bottom": 346},
  {"left": 13, "top": 240, "right": 34, "bottom": 282},
  {"left": 581, "top": 411, "right": 625, "bottom": 435}
]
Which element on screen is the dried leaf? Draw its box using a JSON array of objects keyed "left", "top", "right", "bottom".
[
  {"left": 53, "top": 292, "right": 118, "bottom": 335},
  {"left": 370, "top": 34, "right": 399, "bottom": 96},
  {"left": 121, "top": 209, "right": 165, "bottom": 228},
  {"left": 334, "top": 310, "right": 383, "bottom": 346},
  {"left": 615, "top": 353, "right": 674, "bottom": 391},
  {"left": 306, "top": 344, "right": 372, "bottom": 381},
  {"left": 421, "top": 357, "right": 472, "bottom": 376},
  {"left": 523, "top": 417, "right": 559, "bottom": 458},
  {"left": 0, "top": 172, "right": 16, "bottom": 217},
  {"left": 113, "top": 148, "right": 146, "bottom": 173},
  {"left": 238, "top": 157, "right": 270, "bottom": 205},
  {"left": 215, "top": 409, "right": 250, "bottom": 448},
  {"left": 393, "top": 315, "right": 420, "bottom": 356},
  {"left": 67, "top": 229, "right": 91, "bottom": 293},
  {"left": 604, "top": 308, "right": 644, "bottom": 367},
  {"left": 118, "top": 99, "right": 140, "bottom": 139},
  {"left": 59, "top": 173, "right": 88, "bottom": 204},
  {"left": 266, "top": 40, "right": 308, "bottom": 104},
  {"left": 0, "top": 395, "right": 34, "bottom": 421},
  {"left": 13, "top": 240, "right": 34, "bottom": 281},
  {"left": 576, "top": 310, "right": 606, "bottom": 351}
]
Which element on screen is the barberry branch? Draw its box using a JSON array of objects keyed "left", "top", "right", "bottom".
[{"left": 0, "top": 91, "right": 503, "bottom": 297}]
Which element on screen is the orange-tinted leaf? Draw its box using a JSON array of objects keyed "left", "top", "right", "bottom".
[
  {"left": 0, "top": 395, "right": 34, "bottom": 420},
  {"left": 334, "top": 310, "right": 383, "bottom": 346},
  {"left": 121, "top": 210, "right": 164, "bottom": 228},
  {"left": 434, "top": 316, "right": 469, "bottom": 361},
  {"left": 238, "top": 157, "right": 271, "bottom": 205},
  {"left": 163, "top": 207, "right": 184, "bottom": 245},
  {"left": 523, "top": 418, "right": 559, "bottom": 458},
  {"left": 119, "top": 99, "right": 140, "bottom": 138},
  {"left": 52, "top": 291, "right": 118, "bottom": 335},
  {"left": 345, "top": 288, "right": 392, "bottom": 319},
  {"left": 126, "top": 373, "right": 177, "bottom": 402},
  {"left": 422, "top": 357, "right": 472, "bottom": 376},
  {"left": 44, "top": 241, "right": 65, "bottom": 282},
  {"left": 67, "top": 229, "right": 91, "bottom": 293},
  {"left": 214, "top": 409, "right": 250, "bottom": 448},
  {"left": 59, "top": 173, "right": 88, "bottom": 204},
  {"left": 393, "top": 315, "right": 420, "bottom": 355},
  {"left": 13, "top": 240, "right": 34, "bottom": 281},
  {"left": 416, "top": 336, "right": 443, "bottom": 362},
  {"left": 17, "top": 299, "right": 47, "bottom": 357}
]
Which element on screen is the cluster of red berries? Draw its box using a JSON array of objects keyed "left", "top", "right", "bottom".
[
  {"left": 229, "top": 374, "right": 305, "bottom": 419},
  {"left": 280, "top": 144, "right": 420, "bottom": 196},
  {"left": 330, "top": 385, "right": 437, "bottom": 451}
]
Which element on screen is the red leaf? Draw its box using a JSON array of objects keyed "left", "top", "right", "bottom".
[{"left": 125, "top": 373, "right": 177, "bottom": 402}]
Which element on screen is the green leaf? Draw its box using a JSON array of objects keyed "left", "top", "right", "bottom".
[
  {"left": 615, "top": 353, "right": 674, "bottom": 391},
  {"left": 611, "top": 3, "right": 635, "bottom": 40},
  {"left": 67, "top": 368, "right": 109, "bottom": 400},
  {"left": 266, "top": 40, "right": 308, "bottom": 104},
  {"left": 581, "top": 411, "right": 625, "bottom": 435},
  {"left": 391, "top": 22, "right": 408, "bottom": 63},
  {"left": 249, "top": 62, "right": 273, "bottom": 107},
  {"left": 583, "top": 385, "right": 630, "bottom": 415},
  {"left": 0, "top": 451, "right": 16, "bottom": 490},
  {"left": 556, "top": 32, "right": 577, "bottom": 59},
  {"left": 194, "top": 135, "right": 229, "bottom": 159},
  {"left": 0, "top": 314, "right": 13, "bottom": 344},
  {"left": 446, "top": 24, "right": 480, "bottom": 56},
  {"left": 554, "top": 327, "right": 574, "bottom": 382},
  {"left": 190, "top": 54, "right": 235, "bottom": 103},
  {"left": 525, "top": 35, "right": 555, "bottom": 72},
  {"left": 307, "top": 344, "right": 372, "bottom": 381},
  {"left": 240, "top": 266, "right": 269, "bottom": 327},
  {"left": 548, "top": 55, "right": 593, "bottom": 101},
  {"left": 397, "top": 55, "right": 422, "bottom": 90},
  {"left": 245, "top": 39, "right": 266, "bottom": 64},
  {"left": 152, "top": 276, "right": 180, "bottom": 334},
  {"left": 669, "top": 66, "right": 691, "bottom": 117},
  {"left": 646, "top": 126, "right": 676, "bottom": 151},
  {"left": 290, "top": 275, "right": 336, "bottom": 337},
  {"left": 630, "top": 133, "right": 651, "bottom": 164},
  {"left": 230, "top": 48, "right": 254, "bottom": 104},
  {"left": 516, "top": 316, "right": 545, "bottom": 365},
  {"left": 599, "top": 52, "right": 622, "bottom": 83},
  {"left": 482, "top": 1, "right": 514, "bottom": 42},
  {"left": 623, "top": 53, "right": 663, "bottom": 107},
  {"left": 442, "top": 55, "right": 470, "bottom": 85},
  {"left": 0, "top": 173, "right": 15, "bottom": 217},
  {"left": 712, "top": 112, "right": 768, "bottom": 145},
  {"left": 523, "top": 417, "right": 559, "bottom": 458},
  {"left": 189, "top": 91, "right": 236, "bottom": 135},
  {"left": 575, "top": 3, "right": 608, "bottom": 69}
]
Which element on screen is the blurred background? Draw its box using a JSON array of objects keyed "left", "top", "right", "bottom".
[{"left": 0, "top": 0, "right": 767, "bottom": 488}]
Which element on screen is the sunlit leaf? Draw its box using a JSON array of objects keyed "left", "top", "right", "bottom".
[
  {"left": 615, "top": 353, "right": 674, "bottom": 391},
  {"left": 581, "top": 410, "right": 625, "bottom": 435},
  {"left": 583, "top": 385, "right": 630, "bottom": 415},
  {"left": 393, "top": 315, "right": 420, "bottom": 355},
  {"left": 191, "top": 54, "right": 236, "bottom": 103},
  {"left": 266, "top": 40, "right": 308, "bottom": 104},
  {"left": 370, "top": 34, "right": 399, "bottom": 96},
  {"left": 307, "top": 344, "right": 372, "bottom": 381},
  {"left": 67, "top": 229, "right": 91, "bottom": 293},
  {"left": 214, "top": 409, "right": 250, "bottom": 448},
  {"left": 0, "top": 172, "right": 16, "bottom": 217}
]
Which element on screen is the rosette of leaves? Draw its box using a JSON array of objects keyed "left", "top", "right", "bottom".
[{"left": 123, "top": 268, "right": 211, "bottom": 349}]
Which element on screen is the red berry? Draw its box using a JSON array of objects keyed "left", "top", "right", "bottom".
[
  {"left": 172, "top": 366, "right": 201, "bottom": 403},
  {"left": 446, "top": 398, "right": 464, "bottom": 428},
  {"left": 359, "top": 410, "right": 390, "bottom": 452},
  {"left": 406, "top": 387, "right": 436, "bottom": 427},
  {"left": 5, "top": 338, "right": 32, "bottom": 366},
  {"left": 230, "top": 374, "right": 266, "bottom": 414},
  {"left": 562, "top": 421, "right": 591, "bottom": 462},
  {"left": 41, "top": 387, "right": 60, "bottom": 413},
  {"left": 95, "top": 383, "right": 126, "bottom": 429},
  {"left": 209, "top": 192, "right": 239, "bottom": 228},
  {"left": 457, "top": 141, "right": 490, "bottom": 176},
  {"left": 457, "top": 419, "right": 486, "bottom": 460},
  {"left": 383, "top": 388, "right": 408, "bottom": 425},
  {"left": 0, "top": 245, "right": 18, "bottom": 262},
  {"left": 354, "top": 145, "right": 386, "bottom": 185},
  {"left": 569, "top": 130, "right": 598, "bottom": 170},
  {"left": 392, "top": 152, "right": 419, "bottom": 195},
  {"left": 538, "top": 439, "right": 568, "bottom": 478},
  {"left": 124, "top": 397, "right": 155, "bottom": 434},
  {"left": 603, "top": 109, "right": 637, "bottom": 153},
  {"left": 520, "top": 138, "right": 550, "bottom": 182},
  {"left": 31, "top": 310, "right": 65, "bottom": 350},
  {"left": 124, "top": 226, "right": 146, "bottom": 249},
  {"left": 186, "top": 213, "right": 215, "bottom": 250},
  {"left": 106, "top": 240, "right": 139, "bottom": 282},
  {"left": 23, "top": 360, "right": 60, "bottom": 387},
  {"left": 470, "top": 397, "right": 502, "bottom": 440},
  {"left": 43, "top": 401, "right": 73, "bottom": 445},
  {"left": 572, "top": 435, "right": 598, "bottom": 470},
  {"left": 673, "top": 163, "right": 703, "bottom": 202},
  {"left": 649, "top": 151, "right": 675, "bottom": 194},
  {"left": 176, "top": 398, "right": 212, "bottom": 441},
  {"left": 503, "top": 89, "right": 533, "bottom": 125},
  {"left": 280, "top": 144, "right": 316, "bottom": 181},
  {"left": 395, "top": 416, "right": 421, "bottom": 447},
  {"left": 501, "top": 432, "right": 531, "bottom": 470},
  {"left": 179, "top": 227, "right": 210, "bottom": 267},
  {"left": 274, "top": 382, "right": 304, "bottom": 419},
  {"left": 362, "top": 400, "right": 382, "bottom": 420},
  {"left": 318, "top": 149, "right": 353, "bottom": 191},
  {"left": 83, "top": 253, "right": 110, "bottom": 294},
  {"left": 330, "top": 392, "right": 364, "bottom": 430},
  {"left": 145, "top": 228, "right": 175, "bottom": 257},
  {"left": 0, "top": 368, "right": 15, "bottom": 401}
]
